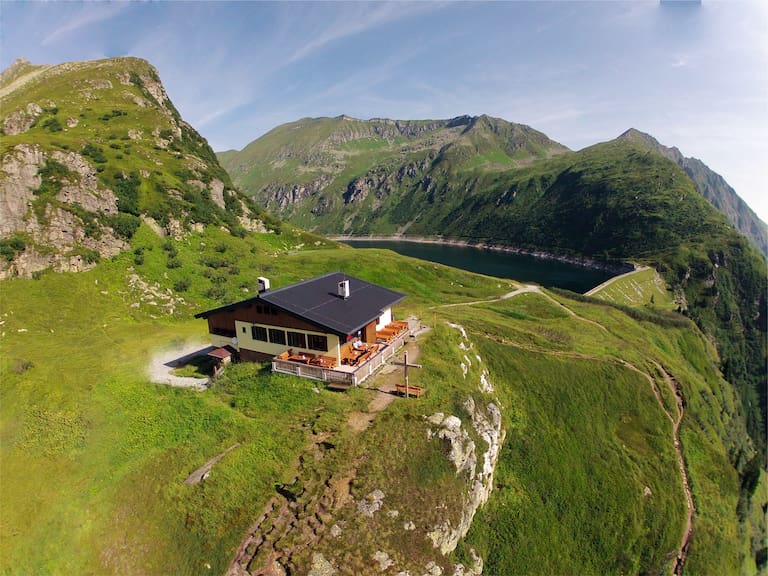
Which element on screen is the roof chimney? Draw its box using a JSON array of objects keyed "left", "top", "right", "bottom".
[
  {"left": 337, "top": 279, "right": 350, "bottom": 299},
  {"left": 257, "top": 277, "right": 271, "bottom": 293}
]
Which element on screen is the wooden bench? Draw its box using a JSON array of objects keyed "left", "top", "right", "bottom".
[
  {"left": 396, "top": 383, "right": 424, "bottom": 398},
  {"left": 376, "top": 330, "right": 397, "bottom": 342},
  {"left": 348, "top": 350, "right": 370, "bottom": 366}
]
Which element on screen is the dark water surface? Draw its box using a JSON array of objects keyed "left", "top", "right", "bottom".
[{"left": 343, "top": 240, "right": 615, "bottom": 293}]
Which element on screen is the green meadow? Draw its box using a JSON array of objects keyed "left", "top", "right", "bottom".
[{"left": 0, "top": 228, "right": 761, "bottom": 574}]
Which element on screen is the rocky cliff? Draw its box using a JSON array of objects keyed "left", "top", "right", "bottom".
[
  {"left": 0, "top": 57, "right": 267, "bottom": 278},
  {"left": 217, "top": 114, "right": 570, "bottom": 233},
  {"left": 424, "top": 323, "right": 505, "bottom": 560},
  {"left": 0, "top": 144, "right": 127, "bottom": 276}
]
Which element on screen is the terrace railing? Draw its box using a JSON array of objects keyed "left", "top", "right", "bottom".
[{"left": 271, "top": 327, "right": 411, "bottom": 387}]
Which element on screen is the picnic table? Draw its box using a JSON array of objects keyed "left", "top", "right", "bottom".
[{"left": 310, "top": 355, "right": 337, "bottom": 369}]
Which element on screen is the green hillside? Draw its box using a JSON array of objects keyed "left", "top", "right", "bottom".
[
  {"left": 222, "top": 119, "right": 767, "bottom": 468},
  {"left": 587, "top": 267, "right": 676, "bottom": 309},
  {"left": 1, "top": 229, "right": 763, "bottom": 574},
  {"left": 617, "top": 128, "right": 768, "bottom": 257},
  {"left": 0, "top": 57, "right": 275, "bottom": 279},
  {"left": 1, "top": 57, "right": 764, "bottom": 575},
  {"left": 218, "top": 114, "right": 569, "bottom": 231}
]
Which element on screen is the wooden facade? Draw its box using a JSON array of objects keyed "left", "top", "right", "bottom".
[
  {"left": 204, "top": 302, "right": 395, "bottom": 368},
  {"left": 197, "top": 272, "right": 407, "bottom": 384}
]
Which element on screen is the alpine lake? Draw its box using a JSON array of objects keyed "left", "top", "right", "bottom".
[{"left": 342, "top": 239, "right": 616, "bottom": 293}]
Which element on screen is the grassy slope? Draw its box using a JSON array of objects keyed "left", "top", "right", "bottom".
[
  {"left": 443, "top": 293, "right": 748, "bottom": 574},
  {"left": 218, "top": 115, "right": 569, "bottom": 232},
  {"left": 0, "top": 57, "right": 258, "bottom": 242},
  {"left": 0, "top": 228, "right": 510, "bottom": 574},
  {"left": 228, "top": 123, "right": 767, "bottom": 471},
  {"left": 1, "top": 230, "right": 755, "bottom": 574}
]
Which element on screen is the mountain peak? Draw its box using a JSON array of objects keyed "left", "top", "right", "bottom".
[
  {"left": 617, "top": 128, "right": 663, "bottom": 147},
  {"left": 614, "top": 128, "right": 767, "bottom": 255},
  {"left": 0, "top": 56, "right": 270, "bottom": 278}
]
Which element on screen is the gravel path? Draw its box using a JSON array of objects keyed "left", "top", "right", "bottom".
[{"left": 147, "top": 339, "right": 212, "bottom": 390}]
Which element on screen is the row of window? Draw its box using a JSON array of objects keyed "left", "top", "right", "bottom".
[{"left": 250, "top": 325, "right": 328, "bottom": 352}]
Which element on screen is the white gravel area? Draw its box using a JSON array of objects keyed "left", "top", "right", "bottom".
[{"left": 148, "top": 339, "right": 213, "bottom": 390}]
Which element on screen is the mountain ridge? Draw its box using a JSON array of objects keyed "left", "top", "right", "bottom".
[
  {"left": 218, "top": 114, "right": 570, "bottom": 226},
  {"left": 220, "top": 117, "right": 766, "bottom": 259},
  {"left": 616, "top": 128, "right": 768, "bottom": 255},
  {"left": 0, "top": 56, "right": 273, "bottom": 278}
]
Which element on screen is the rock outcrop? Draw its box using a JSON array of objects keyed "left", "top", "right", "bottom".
[
  {"left": 419, "top": 323, "right": 505, "bottom": 563},
  {"left": 0, "top": 144, "right": 127, "bottom": 278},
  {"left": 0, "top": 56, "right": 272, "bottom": 277},
  {"left": 263, "top": 175, "right": 332, "bottom": 210},
  {"left": 2, "top": 102, "right": 44, "bottom": 135},
  {"left": 425, "top": 399, "right": 503, "bottom": 555}
]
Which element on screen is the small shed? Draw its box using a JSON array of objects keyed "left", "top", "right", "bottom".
[{"left": 207, "top": 346, "right": 235, "bottom": 376}]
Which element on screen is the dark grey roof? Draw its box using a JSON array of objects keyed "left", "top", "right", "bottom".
[{"left": 195, "top": 272, "right": 405, "bottom": 336}]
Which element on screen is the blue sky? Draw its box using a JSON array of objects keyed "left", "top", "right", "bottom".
[{"left": 2, "top": 1, "right": 767, "bottom": 221}]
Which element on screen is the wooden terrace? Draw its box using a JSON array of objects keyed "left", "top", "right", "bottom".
[{"left": 271, "top": 321, "right": 411, "bottom": 387}]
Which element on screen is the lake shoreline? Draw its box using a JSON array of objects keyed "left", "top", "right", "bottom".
[{"left": 332, "top": 235, "right": 635, "bottom": 276}]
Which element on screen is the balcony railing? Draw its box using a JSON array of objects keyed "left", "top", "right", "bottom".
[{"left": 272, "top": 327, "right": 410, "bottom": 387}]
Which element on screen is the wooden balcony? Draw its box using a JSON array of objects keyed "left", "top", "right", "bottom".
[{"left": 271, "top": 325, "right": 411, "bottom": 387}]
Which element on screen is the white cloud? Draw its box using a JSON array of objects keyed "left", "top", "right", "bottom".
[
  {"left": 41, "top": 4, "right": 129, "bottom": 47},
  {"left": 285, "top": 2, "right": 445, "bottom": 65}
]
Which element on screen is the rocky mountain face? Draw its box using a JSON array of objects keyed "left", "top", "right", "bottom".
[
  {"left": 218, "top": 114, "right": 570, "bottom": 231},
  {"left": 0, "top": 57, "right": 268, "bottom": 279},
  {"left": 617, "top": 128, "right": 768, "bottom": 257}
]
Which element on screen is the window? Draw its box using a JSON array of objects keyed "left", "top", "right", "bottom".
[
  {"left": 242, "top": 326, "right": 246, "bottom": 334},
  {"left": 307, "top": 334, "right": 328, "bottom": 352},
  {"left": 288, "top": 331, "right": 306, "bottom": 348},
  {"left": 268, "top": 328, "right": 286, "bottom": 345},
  {"left": 252, "top": 325, "right": 268, "bottom": 342}
]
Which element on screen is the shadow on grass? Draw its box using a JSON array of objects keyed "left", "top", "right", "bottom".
[{"left": 168, "top": 349, "right": 217, "bottom": 378}]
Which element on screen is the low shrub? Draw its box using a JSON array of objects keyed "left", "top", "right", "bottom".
[{"left": 0, "top": 235, "right": 26, "bottom": 261}]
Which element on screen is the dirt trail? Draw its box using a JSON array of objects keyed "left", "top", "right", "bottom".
[
  {"left": 184, "top": 444, "right": 240, "bottom": 485},
  {"left": 347, "top": 340, "right": 421, "bottom": 432},
  {"left": 436, "top": 283, "right": 608, "bottom": 333},
  {"left": 653, "top": 363, "right": 695, "bottom": 575},
  {"left": 226, "top": 430, "right": 346, "bottom": 576},
  {"left": 434, "top": 283, "right": 533, "bottom": 308},
  {"left": 444, "top": 289, "right": 694, "bottom": 575},
  {"left": 228, "top": 328, "right": 422, "bottom": 575}
]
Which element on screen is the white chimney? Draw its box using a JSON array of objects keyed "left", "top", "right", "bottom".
[
  {"left": 338, "top": 280, "right": 350, "bottom": 299},
  {"left": 257, "top": 277, "right": 271, "bottom": 293}
]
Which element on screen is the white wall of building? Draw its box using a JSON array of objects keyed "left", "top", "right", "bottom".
[
  {"left": 234, "top": 321, "right": 341, "bottom": 361},
  {"left": 376, "top": 308, "right": 392, "bottom": 331}
]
